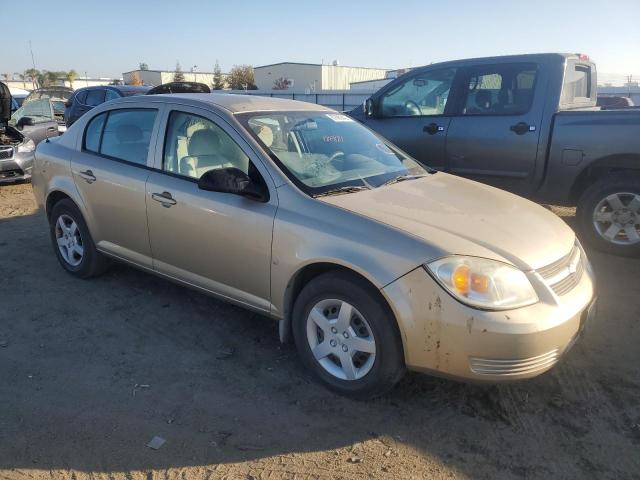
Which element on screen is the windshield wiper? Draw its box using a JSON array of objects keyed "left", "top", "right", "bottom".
[
  {"left": 314, "top": 185, "right": 371, "bottom": 197},
  {"left": 380, "top": 173, "right": 429, "bottom": 187}
]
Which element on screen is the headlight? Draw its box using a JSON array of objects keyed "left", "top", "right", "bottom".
[
  {"left": 425, "top": 256, "right": 538, "bottom": 310},
  {"left": 17, "top": 139, "right": 35, "bottom": 153}
]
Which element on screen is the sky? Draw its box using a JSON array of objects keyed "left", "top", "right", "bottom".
[{"left": 3, "top": 0, "right": 639, "bottom": 83}]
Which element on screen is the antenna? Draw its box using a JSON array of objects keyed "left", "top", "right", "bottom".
[{"left": 29, "top": 40, "right": 36, "bottom": 70}]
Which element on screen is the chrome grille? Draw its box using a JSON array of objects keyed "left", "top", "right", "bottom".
[
  {"left": 537, "top": 245, "right": 583, "bottom": 296},
  {"left": 469, "top": 349, "right": 560, "bottom": 376},
  {"left": 0, "top": 147, "right": 13, "bottom": 160}
]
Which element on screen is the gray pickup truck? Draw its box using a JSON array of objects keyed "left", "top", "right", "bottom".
[{"left": 350, "top": 53, "right": 640, "bottom": 256}]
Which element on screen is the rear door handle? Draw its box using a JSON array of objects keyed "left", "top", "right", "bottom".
[
  {"left": 151, "top": 191, "right": 177, "bottom": 207},
  {"left": 423, "top": 123, "right": 444, "bottom": 135},
  {"left": 510, "top": 122, "right": 536, "bottom": 135},
  {"left": 78, "top": 169, "right": 96, "bottom": 183}
]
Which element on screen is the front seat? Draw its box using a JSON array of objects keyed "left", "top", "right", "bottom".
[{"left": 179, "top": 128, "right": 229, "bottom": 177}]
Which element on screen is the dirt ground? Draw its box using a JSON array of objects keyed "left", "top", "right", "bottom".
[{"left": 0, "top": 182, "right": 638, "bottom": 480}]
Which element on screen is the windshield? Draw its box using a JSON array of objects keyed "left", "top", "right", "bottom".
[{"left": 239, "top": 111, "right": 428, "bottom": 195}]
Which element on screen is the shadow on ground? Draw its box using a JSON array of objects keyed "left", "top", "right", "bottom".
[{"left": 0, "top": 210, "right": 639, "bottom": 479}]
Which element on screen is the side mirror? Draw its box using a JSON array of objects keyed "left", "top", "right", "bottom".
[
  {"left": 364, "top": 97, "right": 376, "bottom": 117},
  {"left": 17, "top": 116, "right": 35, "bottom": 127},
  {"left": 197, "top": 167, "right": 268, "bottom": 202}
]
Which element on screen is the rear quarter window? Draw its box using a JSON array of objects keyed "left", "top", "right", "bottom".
[
  {"left": 84, "top": 113, "right": 106, "bottom": 152},
  {"left": 560, "top": 61, "right": 597, "bottom": 109}
]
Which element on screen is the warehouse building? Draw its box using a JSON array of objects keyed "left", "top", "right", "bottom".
[
  {"left": 122, "top": 69, "right": 226, "bottom": 87},
  {"left": 253, "top": 62, "right": 389, "bottom": 91}
]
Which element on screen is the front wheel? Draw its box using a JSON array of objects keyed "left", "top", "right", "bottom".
[
  {"left": 292, "top": 272, "right": 405, "bottom": 399},
  {"left": 576, "top": 172, "right": 640, "bottom": 256},
  {"left": 49, "top": 199, "right": 109, "bottom": 278}
]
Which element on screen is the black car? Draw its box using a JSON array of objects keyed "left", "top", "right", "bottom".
[{"left": 64, "top": 85, "right": 150, "bottom": 127}]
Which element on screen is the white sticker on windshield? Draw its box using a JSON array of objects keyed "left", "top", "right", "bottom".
[{"left": 326, "top": 113, "right": 354, "bottom": 122}]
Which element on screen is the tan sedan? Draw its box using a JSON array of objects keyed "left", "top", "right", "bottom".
[{"left": 32, "top": 94, "right": 596, "bottom": 398}]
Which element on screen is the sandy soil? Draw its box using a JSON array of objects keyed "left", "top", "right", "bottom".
[{"left": 0, "top": 183, "right": 638, "bottom": 479}]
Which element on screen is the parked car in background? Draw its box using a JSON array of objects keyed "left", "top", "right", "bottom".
[
  {"left": 146, "top": 81, "right": 211, "bottom": 95},
  {"left": 597, "top": 95, "right": 635, "bottom": 109},
  {"left": 10, "top": 98, "right": 61, "bottom": 144},
  {"left": 32, "top": 94, "right": 596, "bottom": 397},
  {"left": 0, "top": 82, "right": 36, "bottom": 183},
  {"left": 64, "top": 85, "right": 150, "bottom": 127},
  {"left": 24, "top": 86, "right": 74, "bottom": 103},
  {"left": 351, "top": 53, "right": 640, "bottom": 256}
]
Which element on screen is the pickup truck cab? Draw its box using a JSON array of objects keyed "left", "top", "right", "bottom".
[{"left": 351, "top": 53, "right": 640, "bottom": 256}]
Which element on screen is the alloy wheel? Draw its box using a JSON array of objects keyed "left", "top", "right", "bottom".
[
  {"left": 306, "top": 298, "right": 376, "bottom": 381},
  {"left": 55, "top": 214, "right": 84, "bottom": 267},
  {"left": 592, "top": 192, "right": 640, "bottom": 246}
]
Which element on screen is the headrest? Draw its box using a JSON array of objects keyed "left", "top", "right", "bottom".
[
  {"left": 474, "top": 89, "right": 492, "bottom": 109},
  {"left": 116, "top": 124, "right": 143, "bottom": 142},
  {"left": 188, "top": 128, "right": 220, "bottom": 156},
  {"left": 256, "top": 125, "right": 274, "bottom": 147}
]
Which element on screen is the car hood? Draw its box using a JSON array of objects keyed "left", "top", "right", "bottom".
[
  {"left": 0, "top": 81, "right": 11, "bottom": 125},
  {"left": 318, "top": 173, "right": 575, "bottom": 271}
]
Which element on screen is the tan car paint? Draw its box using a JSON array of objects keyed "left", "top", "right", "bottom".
[{"left": 32, "top": 94, "right": 595, "bottom": 382}]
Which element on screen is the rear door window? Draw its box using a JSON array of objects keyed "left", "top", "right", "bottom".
[
  {"left": 83, "top": 109, "right": 157, "bottom": 166},
  {"left": 461, "top": 63, "right": 538, "bottom": 116},
  {"left": 85, "top": 89, "right": 106, "bottom": 107},
  {"left": 105, "top": 89, "right": 120, "bottom": 101}
]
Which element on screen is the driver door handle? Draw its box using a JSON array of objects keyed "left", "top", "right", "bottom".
[
  {"left": 423, "top": 123, "right": 444, "bottom": 135},
  {"left": 78, "top": 169, "right": 96, "bottom": 184},
  {"left": 510, "top": 122, "right": 535, "bottom": 135},
  {"left": 151, "top": 191, "right": 177, "bottom": 207}
]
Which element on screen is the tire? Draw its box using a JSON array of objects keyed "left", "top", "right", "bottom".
[
  {"left": 576, "top": 172, "right": 640, "bottom": 257},
  {"left": 292, "top": 271, "right": 405, "bottom": 399},
  {"left": 49, "top": 199, "right": 109, "bottom": 278}
]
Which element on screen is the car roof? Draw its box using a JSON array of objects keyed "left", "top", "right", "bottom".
[
  {"left": 77, "top": 85, "right": 151, "bottom": 93},
  {"left": 120, "top": 93, "right": 335, "bottom": 113}
]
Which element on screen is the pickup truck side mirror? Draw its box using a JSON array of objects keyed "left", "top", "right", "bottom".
[
  {"left": 198, "top": 167, "right": 268, "bottom": 202},
  {"left": 17, "top": 116, "right": 35, "bottom": 127},
  {"left": 364, "top": 98, "right": 376, "bottom": 117}
]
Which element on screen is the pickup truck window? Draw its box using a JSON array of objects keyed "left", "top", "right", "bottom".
[
  {"left": 461, "top": 63, "right": 538, "bottom": 116},
  {"left": 379, "top": 68, "right": 456, "bottom": 118},
  {"left": 561, "top": 63, "right": 592, "bottom": 104}
]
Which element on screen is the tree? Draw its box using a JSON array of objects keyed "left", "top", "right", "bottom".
[
  {"left": 173, "top": 62, "right": 185, "bottom": 82},
  {"left": 227, "top": 65, "right": 257, "bottom": 90},
  {"left": 273, "top": 77, "right": 292, "bottom": 90},
  {"left": 65, "top": 70, "right": 78, "bottom": 87},
  {"left": 139, "top": 62, "right": 149, "bottom": 71},
  {"left": 212, "top": 60, "right": 225, "bottom": 90},
  {"left": 24, "top": 68, "right": 39, "bottom": 88},
  {"left": 128, "top": 72, "right": 143, "bottom": 86}
]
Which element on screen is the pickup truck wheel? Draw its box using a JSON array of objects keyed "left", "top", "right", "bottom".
[
  {"left": 292, "top": 272, "right": 405, "bottom": 399},
  {"left": 49, "top": 199, "right": 109, "bottom": 278},
  {"left": 577, "top": 173, "right": 640, "bottom": 256}
]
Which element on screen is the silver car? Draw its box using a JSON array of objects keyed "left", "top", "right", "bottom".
[
  {"left": 0, "top": 82, "right": 37, "bottom": 183},
  {"left": 32, "top": 94, "right": 596, "bottom": 398}
]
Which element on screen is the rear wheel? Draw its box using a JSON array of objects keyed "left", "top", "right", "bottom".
[
  {"left": 292, "top": 272, "right": 405, "bottom": 399},
  {"left": 49, "top": 199, "right": 109, "bottom": 278},
  {"left": 577, "top": 172, "right": 640, "bottom": 256}
]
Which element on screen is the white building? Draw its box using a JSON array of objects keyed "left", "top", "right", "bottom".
[
  {"left": 253, "top": 62, "right": 389, "bottom": 92},
  {"left": 122, "top": 69, "right": 226, "bottom": 87}
]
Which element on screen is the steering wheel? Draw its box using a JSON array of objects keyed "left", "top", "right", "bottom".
[
  {"left": 328, "top": 151, "right": 346, "bottom": 165},
  {"left": 404, "top": 100, "right": 421, "bottom": 116}
]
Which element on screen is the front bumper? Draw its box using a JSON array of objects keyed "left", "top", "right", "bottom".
[
  {"left": 0, "top": 150, "right": 34, "bottom": 183},
  {"left": 383, "top": 260, "right": 595, "bottom": 382}
]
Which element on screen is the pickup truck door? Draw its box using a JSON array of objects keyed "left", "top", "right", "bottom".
[
  {"left": 357, "top": 67, "right": 458, "bottom": 171},
  {"left": 445, "top": 62, "right": 545, "bottom": 196}
]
